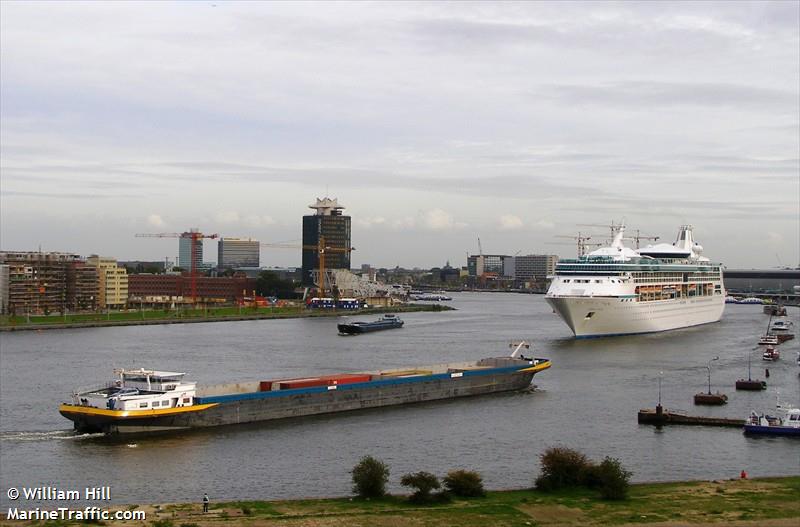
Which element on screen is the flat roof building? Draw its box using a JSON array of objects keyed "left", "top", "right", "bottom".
[{"left": 218, "top": 238, "right": 260, "bottom": 269}]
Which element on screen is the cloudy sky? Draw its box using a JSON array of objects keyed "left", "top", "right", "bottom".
[{"left": 1, "top": 1, "right": 798, "bottom": 269}]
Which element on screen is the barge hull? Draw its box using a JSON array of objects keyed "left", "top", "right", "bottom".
[{"left": 63, "top": 362, "right": 541, "bottom": 435}]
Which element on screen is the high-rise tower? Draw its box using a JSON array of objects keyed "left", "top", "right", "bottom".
[
  {"left": 302, "top": 197, "right": 351, "bottom": 286},
  {"left": 178, "top": 228, "right": 203, "bottom": 270}
]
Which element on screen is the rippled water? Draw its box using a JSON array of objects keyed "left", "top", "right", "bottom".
[{"left": 1, "top": 293, "right": 798, "bottom": 507}]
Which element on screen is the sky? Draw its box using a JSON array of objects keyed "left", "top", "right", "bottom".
[{"left": 1, "top": 1, "right": 798, "bottom": 269}]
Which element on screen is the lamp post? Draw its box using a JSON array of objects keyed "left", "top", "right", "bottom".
[
  {"left": 706, "top": 356, "right": 719, "bottom": 394},
  {"left": 658, "top": 371, "right": 663, "bottom": 406}
]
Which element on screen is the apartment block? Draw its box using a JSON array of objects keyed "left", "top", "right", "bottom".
[{"left": 87, "top": 255, "right": 129, "bottom": 308}]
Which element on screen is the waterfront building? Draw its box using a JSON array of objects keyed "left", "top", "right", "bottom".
[
  {"left": 302, "top": 197, "right": 351, "bottom": 286},
  {"left": 514, "top": 254, "right": 559, "bottom": 284},
  {"left": 218, "top": 238, "right": 260, "bottom": 269},
  {"left": 724, "top": 269, "right": 800, "bottom": 294},
  {"left": 87, "top": 255, "right": 128, "bottom": 308},
  {"left": 0, "top": 251, "right": 82, "bottom": 314},
  {"left": 178, "top": 228, "right": 203, "bottom": 270},
  {"left": 128, "top": 274, "right": 256, "bottom": 303},
  {"left": 65, "top": 262, "right": 98, "bottom": 312},
  {"left": 467, "top": 254, "right": 512, "bottom": 277},
  {"left": 0, "top": 264, "right": 8, "bottom": 314}
]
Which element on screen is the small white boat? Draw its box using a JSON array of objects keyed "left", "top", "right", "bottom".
[
  {"left": 762, "top": 346, "right": 780, "bottom": 361},
  {"left": 771, "top": 320, "right": 794, "bottom": 332},
  {"left": 758, "top": 334, "right": 779, "bottom": 346}
]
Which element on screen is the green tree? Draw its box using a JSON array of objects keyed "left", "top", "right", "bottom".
[
  {"left": 351, "top": 456, "right": 390, "bottom": 499},
  {"left": 443, "top": 469, "right": 485, "bottom": 497},
  {"left": 255, "top": 271, "right": 296, "bottom": 298},
  {"left": 400, "top": 472, "right": 441, "bottom": 503}
]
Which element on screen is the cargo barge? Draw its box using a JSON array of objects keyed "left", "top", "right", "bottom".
[
  {"left": 338, "top": 314, "right": 404, "bottom": 335},
  {"left": 59, "top": 345, "right": 551, "bottom": 435}
]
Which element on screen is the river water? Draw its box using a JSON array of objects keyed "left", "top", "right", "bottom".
[{"left": 1, "top": 293, "right": 798, "bottom": 507}]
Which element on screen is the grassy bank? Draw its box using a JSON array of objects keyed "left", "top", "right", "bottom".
[
  {"left": 0, "top": 304, "right": 454, "bottom": 331},
  {"left": 4, "top": 477, "right": 797, "bottom": 527}
]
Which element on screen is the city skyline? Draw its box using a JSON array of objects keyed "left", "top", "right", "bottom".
[{"left": 1, "top": 2, "right": 798, "bottom": 269}]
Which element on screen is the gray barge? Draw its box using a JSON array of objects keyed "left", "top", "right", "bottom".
[{"left": 60, "top": 347, "right": 551, "bottom": 435}]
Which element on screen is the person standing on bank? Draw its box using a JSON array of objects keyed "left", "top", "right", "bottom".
[{"left": 203, "top": 493, "right": 209, "bottom": 513}]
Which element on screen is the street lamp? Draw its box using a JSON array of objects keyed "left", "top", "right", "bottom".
[
  {"left": 658, "top": 371, "right": 663, "bottom": 406},
  {"left": 706, "top": 356, "right": 719, "bottom": 394}
]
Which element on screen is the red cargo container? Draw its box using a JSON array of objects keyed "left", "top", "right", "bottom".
[
  {"left": 324, "top": 374, "right": 372, "bottom": 385},
  {"left": 259, "top": 381, "right": 273, "bottom": 391},
  {"left": 277, "top": 377, "right": 327, "bottom": 390}
]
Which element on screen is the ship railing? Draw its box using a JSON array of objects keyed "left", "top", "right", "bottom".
[{"left": 70, "top": 381, "right": 118, "bottom": 397}]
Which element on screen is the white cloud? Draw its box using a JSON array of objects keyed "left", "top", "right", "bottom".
[
  {"left": 424, "top": 208, "right": 467, "bottom": 231},
  {"left": 356, "top": 216, "right": 386, "bottom": 228},
  {"left": 392, "top": 216, "right": 416, "bottom": 230},
  {"left": 244, "top": 214, "right": 276, "bottom": 228},
  {"left": 147, "top": 214, "right": 165, "bottom": 227},
  {"left": 499, "top": 214, "right": 523, "bottom": 230},
  {"left": 215, "top": 211, "right": 240, "bottom": 224}
]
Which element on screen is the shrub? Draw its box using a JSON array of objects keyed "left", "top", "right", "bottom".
[
  {"left": 351, "top": 455, "right": 390, "bottom": 498},
  {"left": 535, "top": 447, "right": 592, "bottom": 491},
  {"left": 443, "top": 469, "right": 486, "bottom": 497},
  {"left": 595, "top": 456, "right": 632, "bottom": 500},
  {"left": 240, "top": 506, "right": 252, "bottom": 516},
  {"left": 400, "top": 471, "right": 441, "bottom": 504},
  {"left": 151, "top": 520, "right": 174, "bottom": 527}
]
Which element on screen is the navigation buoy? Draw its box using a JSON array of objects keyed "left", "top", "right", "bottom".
[{"left": 740, "top": 470, "right": 747, "bottom": 479}]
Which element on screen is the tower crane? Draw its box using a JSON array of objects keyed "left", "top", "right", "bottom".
[
  {"left": 553, "top": 232, "right": 597, "bottom": 257},
  {"left": 135, "top": 230, "right": 219, "bottom": 302},
  {"left": 630, "top": 230, "right": 660, "bottom": 249},
  {"left": 261, "top": 237, "right": 355, "bottom": 297}
]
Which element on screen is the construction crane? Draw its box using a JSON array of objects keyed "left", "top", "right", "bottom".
[
  {"left": 630, "top": 230, "right": 660, "bottom": 249},
  {"left": 553, "top": 232, "right": 596, "bottom": 257},
  {"left": 135, "top": 230, "right": 219, "bottom": 302},
  {"left": 261, "top": 237, "right": 354, "bottom": 297}
]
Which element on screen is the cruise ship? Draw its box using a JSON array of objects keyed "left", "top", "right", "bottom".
[{"left": 545, "top": 225, "right": 725, "bottom": 338}]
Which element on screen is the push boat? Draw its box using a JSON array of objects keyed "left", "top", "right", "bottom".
[
  {"left": 744, "top": 405, "right": 800, "bottom": 437},
  {"left": 337, "top": 314, "right": 404, "bottom": 335},
  {"left": 545, "top": 224, "right": 725, "bottom": 338},
  {"left": 59, "top": 343, "right": 551, "bottom": 435}
]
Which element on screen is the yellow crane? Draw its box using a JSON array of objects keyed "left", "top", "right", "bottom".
[{"left": 261, "top": 236, "right": 355, "bottom": 297}]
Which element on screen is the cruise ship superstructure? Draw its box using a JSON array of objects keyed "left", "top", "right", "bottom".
[{"left": 545, "top": 225, "right": 725, "bottom": 338}]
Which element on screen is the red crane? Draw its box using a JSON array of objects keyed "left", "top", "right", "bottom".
[{"left": 135, "top": 230, "right": 219, "bottom": 302}]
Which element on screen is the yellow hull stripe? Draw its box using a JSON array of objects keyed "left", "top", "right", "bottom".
[
  {"left": 59, "top": 403, "right": 217, "bottom": 419},
  {"left": 518, "top": 361, "right": 552, "bottom": 373}
]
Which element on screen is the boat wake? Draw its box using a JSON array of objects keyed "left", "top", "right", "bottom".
[{"left": 0, "top": 430, "right": 104, "bottom": 442}]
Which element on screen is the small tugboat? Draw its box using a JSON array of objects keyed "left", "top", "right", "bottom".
[
  {"left": 762, "top": 346, "right": 780, "bottom": 362},
  {"left": 744, "top": 404, "right": 800, "bottom": 437},
  {"left": 337, "top": 314, "right": 404, "bottom": 335}
]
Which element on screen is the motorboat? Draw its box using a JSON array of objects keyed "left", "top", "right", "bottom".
[
  {"left": 762, "top": 346, "right": 780, "bottom": 362},
  {"left": 770, "top": 320, "right": 794, "bottom": 332},
  {"left": 758, "top": 334, "right": 779, "bottom": 346}
]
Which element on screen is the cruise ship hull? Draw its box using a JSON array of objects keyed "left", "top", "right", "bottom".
[{"left": 545, "top": 295, "right": 725, "bottom": 338}]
